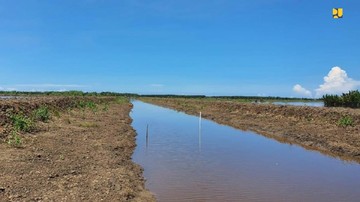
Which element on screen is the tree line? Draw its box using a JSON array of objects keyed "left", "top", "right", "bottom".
[
  {"left": 0, "top": 90, "right": 138, "bottom": 97},
  {"left": 323, "top": 90, "right": 360, "bottom": 108}
]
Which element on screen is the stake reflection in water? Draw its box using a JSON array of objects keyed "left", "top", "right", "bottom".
[
  {"left": 199, "top": 112, "right": 202, "bottom": 152},
  {"left": 146, "top": 124, "right": 149, "bottom": 148}
]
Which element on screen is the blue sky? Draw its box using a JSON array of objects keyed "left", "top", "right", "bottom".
[{"left": 0, "top": 0, "right": 359, "bottom": 97}]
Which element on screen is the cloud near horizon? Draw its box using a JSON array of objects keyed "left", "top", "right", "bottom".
[
  {"left": 149, "top": 84, "right": 164, "bottom": 88},
  {"left": 315, "top": 67, "right": 360, "bottom": 97},
  {"left": 293, "top": 66, "right": 360, "bottom": 98},
  {"left": 293, "top": 84, "right": 312, "bottom": 97},
  {"left": 14, "top": 84, "right": 87, "bottom": 88},
  {"left": 0, "top": 84, "right": 88, "bottom": 92}
]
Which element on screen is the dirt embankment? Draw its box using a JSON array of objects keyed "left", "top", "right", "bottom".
[
  {"left": 0, "top": 96, "right": 114, "bottom": 137},
  {"left": 0, "top": 97, "right": 155, "bottom": 201},
  {"left": 140, "top": 97, "right": 360, "bottom": 163}
]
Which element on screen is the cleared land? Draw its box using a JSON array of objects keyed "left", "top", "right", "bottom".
[
  {"left": 0, "top": 97, "right": 154, "bottom": 201},
  {"left": 141, "top": 97, "right": 360, "bottom": 163}
]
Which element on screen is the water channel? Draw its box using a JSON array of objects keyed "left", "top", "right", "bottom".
[{"left": 132, "top": 101, "right": 360, "bottom": 202}]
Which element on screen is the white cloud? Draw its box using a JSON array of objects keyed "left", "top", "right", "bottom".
[
  {"left": 0, "top": 84, "right": 87, "bottom": 92},
  {"left": 293, "top": 84, "right": 312, "bottom": 97},
  {"left": 14, "top": 84, "right": 87, "bottom": 88},
  {"left": 0, "top": 86, "right": 17, "bottom": 91},
  {"left": 315, "top": 66, "right": 360, "bottom": 97},
  {"left": 149, "top": 84, "right": 164, "bottom": 88}
]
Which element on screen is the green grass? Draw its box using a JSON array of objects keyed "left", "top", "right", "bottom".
[
  {"left": 10, "top": 114, "right": 34, "bottom": 132},
  {"left": 7, "top": 130, "right": 22, "bottom": 147},
  {"left": 115, "top": 96, "right": 128, "bottom": 104},
  {"left": 338, "top": 116, "right": 354, "bottom": 127},
  {"left": 34, "top": 106, "right": 50, "bottom": 122},
  {"left": 77, "top": 100, "right": 98, "bottom": 112}
]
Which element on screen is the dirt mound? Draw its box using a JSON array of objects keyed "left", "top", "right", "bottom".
[
  {"left": 0, "top": 96, "right": 115, "bottom": 138},
  {"left": 0, "top": 100, "right": 155, "bottom": 201}
]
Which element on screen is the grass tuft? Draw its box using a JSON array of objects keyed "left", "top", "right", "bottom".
[
  {"left": 77, "top": 100, "right": 98, "bottom": 112},
  {"left": 338, "top": 116, "right": 354, "bottom": 127},
  {"left": 7, "top": 130, "right": 22, "bottom": 147}
]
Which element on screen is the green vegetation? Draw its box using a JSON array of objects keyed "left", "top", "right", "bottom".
[
  {"left": 7, "top": 130, "right": 22, "bottom": 147},
  {"left": 338, "top": 116, "right": 354, "bottom": 127},
  {"left": 77, "top": 100, "right": 98, "bottom": 112},
  {"left": 102, "top": 103, "right": 109, "bottom": 111},
  {"left": 10, "top": 114, "right": 34, "bottom": 132},
  {"left": 0, "top": 90, "right": 138, "bottom": 97},
  {"left": 1, "top": 96, "right": 125, "bottom": 148},
  {"left": 1, "top": 90, "right": 322, "bottom": 102},
  {"left": 86, "top": 101, "right": 97, "bottom": 112},
  {"left": 115, "top": 96, "right": 128, "bottom": 104},
  {"left": 141, "top": 94, "right": 320, "bottom": 103},
  {"left": 7, "top": 113, "right": 34, "bottom": 147},
  {"left": 323, "top": 90, "right": 360, "bottom": 108},
  {"left": 34, "top": 106, "right": 50, "bottom": 122}
]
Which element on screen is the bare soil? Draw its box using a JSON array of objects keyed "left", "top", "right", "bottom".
[
  {"left": 140, "top": 97, "right": 360, "bottom": 163},
  {"left": 0, "top": 98, "right": 155, "bottom": 201}
]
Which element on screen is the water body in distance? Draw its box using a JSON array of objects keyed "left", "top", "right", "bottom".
[
  {"left": 272, "top": 101, "right": 324, "bottom": 107},
  {"left": 0, "top": 96, "right": 17, "bottom": 99},
  {"left": 131, "top": 101, "right": 360, "bottom": 202}
]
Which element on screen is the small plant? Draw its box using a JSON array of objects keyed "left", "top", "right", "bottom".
[
  {"left": 7, "top": 130, "right": 22, "bottom": 147},
  {"left": 77, "top": 100, "right": 98, "bottom": 112},
  {"left": 10, "top": 114, "right": 33, "bottom": 132},
  {"left": 34, "top": 106, "right": 50, "bottom": 122},
  {"left": 102, "top": 103, "right": 109, "bottom": 111},
  {"left": 86, "top": 101, "right": 98, "bottom": 112},
  {"left": 116, "top": 97, "right": 128, "bottom": 104},
  {"left": 338, "top": 116, "right": 354, "bottom": 127},
  {"left": 77, "top": 100, "right": 87, "bottom": 109}
]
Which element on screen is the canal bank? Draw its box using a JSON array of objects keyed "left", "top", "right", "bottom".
[{"left": 0, "top": 98, "right": 155, "bottom": 201}]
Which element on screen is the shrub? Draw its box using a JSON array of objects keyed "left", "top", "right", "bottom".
[
  {"left": 10, "top": 114, "right": 33, "bottom": 132},
  {"left": 34, "top": 106, "right": 50, "bottom": 122},
  {"left": 323, "top": 90, "right": 360, "bottom": 108}
]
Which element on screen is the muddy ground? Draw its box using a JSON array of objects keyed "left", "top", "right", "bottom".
[
  {"left": 0, "top": 97, "right": 155, "bottom": 201},
  {"left": 140, "top": 97, "right": 360, "bottom": 163}
]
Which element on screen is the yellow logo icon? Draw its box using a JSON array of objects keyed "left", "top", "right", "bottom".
[{"left": 333, "top": 8, "right": 343, "bottom": 18}]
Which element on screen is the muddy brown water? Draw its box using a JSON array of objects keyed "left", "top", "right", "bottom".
[{"left": 132, "top": 101, "right": 360, "bottom": 202}]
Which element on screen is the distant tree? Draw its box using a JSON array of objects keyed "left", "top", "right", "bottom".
[{"left": 323, "top": 90, "right": 360, "bottom": 108}]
